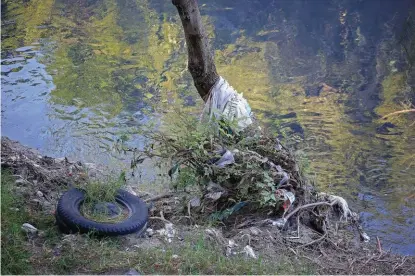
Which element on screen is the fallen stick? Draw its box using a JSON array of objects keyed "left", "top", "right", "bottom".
[
  {"left": 381, "top": 109, "right": 415, "bottom": 120},
  {"left": 284, "top": 201, "right": 334, "bottom": 221},
  {"left": 376, "top": 236, "right": 382, "bottom": 254},
  {"left": 149, "top": 216, "right": 173, "bottom": 224},
  {"left": 297, "top": 231, "right": 327, "bottom": 248},
  {"left": 144, "top": 193, "right": 173, "bottom": 203}
]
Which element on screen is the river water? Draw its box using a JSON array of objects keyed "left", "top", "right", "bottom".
[{"left": 1, "top": 0, "right": 414, "bottom": 254}]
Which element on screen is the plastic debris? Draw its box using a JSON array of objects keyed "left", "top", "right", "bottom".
[
  {"left": 205, "top": 181, "right": 228, "bottom": 201},
  {"left": 226, "top": 239, "right": 237, "bottom": 256},
  {"left": 272, "top": 218, "right": 287, "bottom": 229},
  {"left": 145, "top": 228, "right": 154, "bottom": 237},
  {"left": 360, "top": 231, "right": 370, "bottom": 243},
  {"left": 275, "top": 189, "right": 295, "bottom": 212},
  {"left": 21, "top": 223, "right": 38, "bottom": 234},
  {"left": 214, "top": 150, "right": 235, "bottom": 168},
  {"left": 202, "top": 76, "right": 253, "bottom": 132},
  {"left": 318, "top": 192, "right": 357, "bottom": 221},
  {"left": 243, "top": 245, "right": 257, "bottom": 259},
  {"left": 189, "top": 197, "right": 201, "bottom": 207},
  {"left": 156, "top": 223, "right": 176, "bottom": 243},
  {"left": 206, "top": 191, "right": 223, "bottom": 201}
]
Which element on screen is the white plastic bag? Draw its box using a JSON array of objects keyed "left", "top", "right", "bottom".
[{"left": 202, "top": 76, "right": 253, "bottom": 132}]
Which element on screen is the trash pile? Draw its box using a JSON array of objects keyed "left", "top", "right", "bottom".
[{"left": 134, "top": 76, "right": 364, "bottom": 243}]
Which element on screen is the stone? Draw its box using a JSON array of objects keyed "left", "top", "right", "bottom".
[
  {"left": 36, "top": 191, "right": 43, "bottom": 197},
  {"left": 21, "top": 223, "right": 38, "bottom": 234}
]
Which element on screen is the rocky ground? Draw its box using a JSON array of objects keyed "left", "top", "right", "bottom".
[{"left": 2, "top": 136, "right": 414, "bottom": 275}]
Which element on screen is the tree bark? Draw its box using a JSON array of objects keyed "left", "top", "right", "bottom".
[{"left": 172, "top": 0, "right": 219, "bottom": 100}]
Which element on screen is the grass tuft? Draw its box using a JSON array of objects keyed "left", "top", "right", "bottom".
[{"left": 79, "top": 171, "right": 126, "bottom": 204}]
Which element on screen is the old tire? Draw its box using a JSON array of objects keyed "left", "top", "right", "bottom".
[{"left": 56, "top": 188, "right": 148, "bottom": 236}]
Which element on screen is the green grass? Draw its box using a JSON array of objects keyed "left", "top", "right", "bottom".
[
  {"left": 132, "top": 237, "right": 314, "bottom": 275},
  {"left": 76, "top": 172, "right": 127, "bottom": 222},
  {"left": 1, "top": 170, "right": 315, "bottom": 275},
  {"left": 1, "top": 170, "right": 33, "bottom": 274},
  {"left": 79, "top": 172, "right": 126, "bottom": 204},
  {"left": 32, "top": 232, "right": 314, "bottom": 275}
]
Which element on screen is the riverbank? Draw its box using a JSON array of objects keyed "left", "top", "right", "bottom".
[{"left": 1, "top": 136, "right": 414, "bottom": 275}]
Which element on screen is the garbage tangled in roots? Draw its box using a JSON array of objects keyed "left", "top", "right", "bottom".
[{"left": 120, "top": 108, "right": 369, "bottom": 247}]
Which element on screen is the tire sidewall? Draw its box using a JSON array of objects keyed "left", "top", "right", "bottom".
[{"left": 56, "top": 188, "right": 148, "bottom": 236}]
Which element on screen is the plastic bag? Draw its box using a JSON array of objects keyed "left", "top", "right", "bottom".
[{"left": 202, "top": 76, "right": 253, "bottom": 132}]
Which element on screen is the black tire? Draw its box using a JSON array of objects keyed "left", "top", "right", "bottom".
[
  {"left": 56, "top": 188, "right": 148, "bottom": 236},
  {"left": 55, "top": 212, "right": 70, "bottom": 234}
]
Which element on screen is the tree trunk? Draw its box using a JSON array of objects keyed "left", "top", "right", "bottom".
[{"left": 172, "top": 0, "right": 219, "bottom": 101}]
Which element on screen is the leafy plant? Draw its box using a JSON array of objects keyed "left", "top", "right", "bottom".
[{"left": 118, "top": 107, "right": 305, "bottom": 215}]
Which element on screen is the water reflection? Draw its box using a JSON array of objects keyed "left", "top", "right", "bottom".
[{"left": 1, "top": 0, "right": 414, "bottom": 254}]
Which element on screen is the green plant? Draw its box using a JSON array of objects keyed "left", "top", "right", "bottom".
[
  {"left": 76, "top": 172, "right": 127, "bottom": 222},
  {"left": 79, "top": 171, "right": 126, "bottom": 204},
  {"left": 120, "top": 108, "right": 305, "bottom": 217}
]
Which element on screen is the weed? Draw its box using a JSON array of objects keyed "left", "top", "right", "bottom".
[
  {"left": 74, "top": 172, "right": 128, "bottom": 222},
  {"left": 79, "top": 171, "right": 126, "bottom": 204}
]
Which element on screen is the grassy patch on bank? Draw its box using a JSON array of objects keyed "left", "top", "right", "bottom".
[
  {"left": 1, "top": 170, "right": 33, "bottom": 274},
  {"left": 32, "top": 233, "right": 314, "bottom": 275},
  {"left": 132, "top": 237, "right": 314, "bottom": 275},
  {"left": 1, "top": 170, "right": 315, "bottom": 275}
]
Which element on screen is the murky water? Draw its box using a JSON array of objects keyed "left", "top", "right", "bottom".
[{"left": 1, "top": 0, "right": 414, "bottom": 254}]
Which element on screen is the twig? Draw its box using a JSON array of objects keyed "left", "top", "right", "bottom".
[
  {"left": 381, "top": 109, "right": 415, "bottom": 119},
  {"left": 300, "top": 255, "right": 326, "bottom": 269},
  {"left": 376, "top": 236, "right": 382, "bottom": 254},
  {"left": 144, "top": 193, "right": 173, "bottom": 203},
  {"left": 149, "top": 216, "right": 173, "bottom": 224},
  {"left": 187, "top": 200, "right": 191, "bottom": 218},
  {"left": 288, "top": 247, "right": 298, "bottom": 256},
  {"left": 392, "top": 257, "right": 407, "bottom": 273},
  {"left": 239, "top": 233, "right": 252, "bottom": 246},
  {"left": 364, "top": 254, "right": 377, "bottom": 265},
  {"left": 284, "top": 201, "right": 334, "bottom": 221},
  {"left": 297, "top": 231, "right": 327, "bottom": 248}
]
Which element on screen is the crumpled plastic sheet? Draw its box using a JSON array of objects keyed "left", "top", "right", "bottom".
[{"left": 202, "top": 76, "right": 253, "bottom": 132}]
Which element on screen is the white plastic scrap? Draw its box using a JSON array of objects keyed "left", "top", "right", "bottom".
[
  {"left": 243, "top": 245, "right": 257, "bottom": 259},
  {"left": 156, "top": 223, "right": 176, "bottom": 243},
  {"left": 272, "top": 218, "right": 287, "bottom": 229},
  {"left": 360, "top": 231, "right": 370, "bottom": 243},
  {"left": 214, "top": 150, "right": 235, "bottom": 168},
  {"left": 21, "top": 223, "right": 38, "bottom": 234},
  {"left": 318, "top": 192, "right": 357, "bottom": 221},
  {"left": 226, "top": 239, "right": 237, "bottom": 257},
  {"left": 202, "top": 76, "right": 253, "bottom": 132}
]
